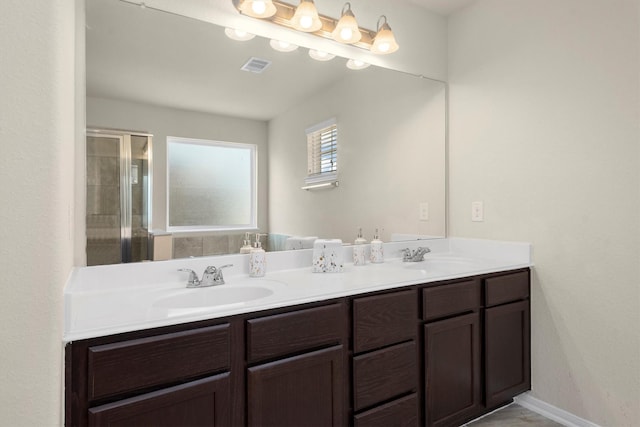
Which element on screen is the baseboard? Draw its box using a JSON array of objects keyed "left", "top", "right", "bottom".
[{"left": 514, "top": 392, "right": 601, "bottom": 427}]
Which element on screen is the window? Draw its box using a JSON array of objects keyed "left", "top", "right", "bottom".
[
  {"left": 305, "top": 118, "right": 338, "bottom": 186},
  {"left": 167, "top": 136, "right": 257, "bottom": 231}
]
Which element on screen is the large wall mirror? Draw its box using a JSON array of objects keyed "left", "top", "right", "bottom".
[{"left": 85, "top": 0, "right": 446, "bottom": 262}]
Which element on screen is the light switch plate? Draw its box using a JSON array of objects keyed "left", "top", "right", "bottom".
[{"left": 472, "top": 201, "right": 484, "bottom": 222}]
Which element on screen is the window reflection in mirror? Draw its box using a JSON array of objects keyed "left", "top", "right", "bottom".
[{"left": 167, "top": 137, "right": 257, "bottom": 232}]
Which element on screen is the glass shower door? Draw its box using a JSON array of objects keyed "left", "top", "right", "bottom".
[{"left": 86, "top": 131, "right": 152, "bottom": 265}]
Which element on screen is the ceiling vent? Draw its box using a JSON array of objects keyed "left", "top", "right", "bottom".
[{"left": 241, "top": 57, "right": 272, "bottom": 73}]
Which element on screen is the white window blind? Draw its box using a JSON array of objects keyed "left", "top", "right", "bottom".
[{"left": 305, "top": 118, "right": 337, "bottom": 185}]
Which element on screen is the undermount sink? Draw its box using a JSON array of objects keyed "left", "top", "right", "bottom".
[
  {"left": 403, "top": 257, "right": 486, "bottom": 274},
  {"left": 151, "top": 280, "right": 284, "bottom": 315}
]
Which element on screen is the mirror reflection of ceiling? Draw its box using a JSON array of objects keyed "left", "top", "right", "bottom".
[{"left": 87, "top": 0, "right": 362, "bottom": 121}]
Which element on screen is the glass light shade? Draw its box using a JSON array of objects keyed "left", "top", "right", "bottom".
[
  {"left": 371, "top": 22, "right": 399, "bottom": 54},
  {"left": 291, "top": 0, "right": 322, "bottom": 32},
  {"left": 238, "top": 0, "right": 277, "bottom": 18},
  {"left": 332, "top": 9, "right": 361, "bottom": 44},
  {"left": 346, "top": 59, "right": 370, "bottom": 70},
  {"left": 269, "top": 39, "right": 299, "bottom": 52},
  {"left": 308, "top": 49, "right": 336, "bottom": 61},
  {"left": 224, "top": 28, "right": 256, "bottom": 41}
]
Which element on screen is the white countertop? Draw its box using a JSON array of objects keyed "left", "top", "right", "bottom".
[{"left": 64, "top": 238, "right": 532, "bottom": 342}]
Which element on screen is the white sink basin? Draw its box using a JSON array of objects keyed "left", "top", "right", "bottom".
[{"left": 150, "top": 280, "right": 284, "bottom": 316}]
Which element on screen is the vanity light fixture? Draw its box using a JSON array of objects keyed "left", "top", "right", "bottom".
[
  {"left": 346, "top": 58, "right": 370, "bottom": 70},
  {"left": 371, "top": 15, "right": 399, "bottom": 54},
  {"left": 231, "top": 0, "right": 398, "bottom": 54},
  {"left": 270, "top": 39, "right": 299, "bottom": 52},
  {"left": 308, "top": 49, "right": 335, "bottom": 61},
  {"left": 290, "top": 0, "right": 322, "bottom": 32},
  {"left": 224, "top": 27, "right": 256, "bottom": 41},
  {"left": 332, "top": 3, "right": 361, "bottom": 44},
  {"left": 237, "top": 0, "right": 277, "bottom": 18}
]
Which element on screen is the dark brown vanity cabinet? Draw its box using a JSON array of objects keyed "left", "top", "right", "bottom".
[
  {"left": 67, "top": 324, "right": 232, "bottom": 426},
  {"left": 66, "top": 269, "right": 531, "bottom": 427},
  {"left": 422, "top": 280, "right": 482, "bottom": 427},
  {"left": 484, "top": 271, "right": 531, "bottom": 409},
  {"left": 245, "top": 303, "right": 348, "bottom": 427},
  {"left": 421, "top": 269, "right": 531, "bottom": 427},
  {"left": 352, "top": 289, "right": 420, "bottom": 427}
]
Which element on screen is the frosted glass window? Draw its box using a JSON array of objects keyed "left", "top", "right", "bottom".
[{"left": 167, "top": 137, "right": 256, "bottom": 231}]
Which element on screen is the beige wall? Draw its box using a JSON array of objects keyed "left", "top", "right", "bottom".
[
  {"left": 0, "top": 0, "right": 78, "bottom": 425},
  {"left": 448, "top": 0, "right": 640, "bottom": 424},
  {"left": 268, "top": 68, "right": 446, "bottom": 243},
  {"left": 86, "top": 96, "right": 269, "bottom": 237}
]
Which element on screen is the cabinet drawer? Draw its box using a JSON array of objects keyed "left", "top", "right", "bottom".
[
  {"left": 423, "top": 280, "right": 480, "bottom": 321},
  {"left": 88, "top": 324, "right": 230, "bottom": 401},
  {"left": 353, "top": 289, "right": 417, "bottom": 353},
  {"left": 247, "top": 303, "right": 345, "bottom": 363},
  {"left": 485, "top": 270, "right": 530, "bottom": 307},
  {"left": 88, "top": 374, "right": 230, "bottom": 426},
  {"left": 353, "top": 341, "right": 417, "bottom": 411},
  {"left": 354, "top": 393, "right": 418, "bottom": 427}
]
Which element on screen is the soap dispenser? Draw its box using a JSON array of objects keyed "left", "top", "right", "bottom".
[
  {"left": 370, "top": 228, "right": 384, "bottom": 263},
  {"left": 240, "top": 232, "right": 252, "bottom": 254},
  {"left": 249, "top": 233, "right": 266, "bottom": 277},
  {"left": 353, "top": 227, "right": 367, "bottom": 266}
]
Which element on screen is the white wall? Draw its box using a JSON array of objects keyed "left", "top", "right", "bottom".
[
  {"left": 448, "top": 0, "right": 640, "bottom": 425},
  {"left": 268, "top": 68, "right": 446, "bottom": 242},
  {"left": 0, "top": 0, "right": 77, "bottom": 425},
  {"left": 86, "top": 96, "right": 269, "bottom": 235}
]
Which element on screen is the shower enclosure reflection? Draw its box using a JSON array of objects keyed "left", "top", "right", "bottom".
[{"left": 86, "top": 131, "right": 152, "bottom": 265}]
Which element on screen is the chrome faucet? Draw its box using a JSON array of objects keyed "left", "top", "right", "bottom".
[
  {"left": 178, "top": 264, "right": 233, "bottom": 288},
  {"left": 401, "top": 247, "right": 431, "bottom": 262}
]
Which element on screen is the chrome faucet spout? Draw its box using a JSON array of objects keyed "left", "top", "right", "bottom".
[
  {"left": 178, "top": 264, "right": 234, "bottom": 288},
  {"left": 402, "top": 247, "right": 431, "bottom": 262}
]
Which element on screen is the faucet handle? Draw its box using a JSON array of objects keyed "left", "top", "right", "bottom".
[
  {"left": 214, "top": 264, "right": 233, "bottom": 283},
  {"left": 178, "top": 268, "right": 200, "bottom": 286}
]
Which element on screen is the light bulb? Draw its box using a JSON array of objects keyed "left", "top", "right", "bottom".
[
  {"left": 309, "top": 49, "right": 335, "bottom": 61},
  {"left": 332, "top": 4, "right": 361, "bottom": 44},
  {"left": 340, "top": 28, "right": 353, "bottom": 40},
  {"left": 238, "top": 0, "right": 277, "bottom": 18},
  {"left": 300, "top": 15, "right": 313, "bottom": 29},
  {"left": 371, "top": 17, "right": 399, "bottom": 54},
  {"left": 224, "top": 27, "right": 256, "bottom": 41},
  {"left": 291, "top": 0, "right": 322, "bottom": 32},
  {"left": 252, "top": 1, "right": 266, "bottom": 14},
  {"left": 270, "top": 39, "right": 299, "bottom": 52},
  {"left": 346, "top": 58, "right": 370, "bottom": 70}
]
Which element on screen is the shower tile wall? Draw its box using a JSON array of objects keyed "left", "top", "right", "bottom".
[
  {"left": 86, "top": 136, "right": 121, "bottom": 266},
  {"left": 172, "top": 233, "right": 256, "bottom": 258}
]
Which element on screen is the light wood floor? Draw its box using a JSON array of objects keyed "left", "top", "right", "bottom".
[{"left": 464, "top": 404, "right": 564, "bottom": 426}]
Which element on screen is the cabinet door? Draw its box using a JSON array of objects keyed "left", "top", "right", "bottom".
[
  {"left": 88, "top": 374, "right": 230, "bottom": 427},
  {"left": 424, "top": 312, "right": 481, "bottom": 427},
  {"left": 485, "top": 300, "right": 531, "bottom": 408},
  {"left": 247, "top": 345, "right": 345, "bottom": 427}
]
